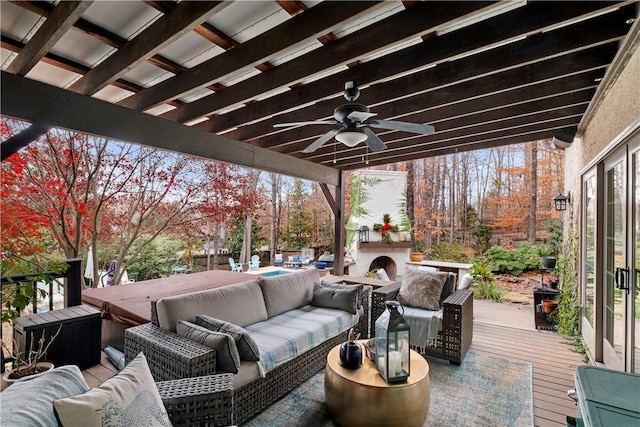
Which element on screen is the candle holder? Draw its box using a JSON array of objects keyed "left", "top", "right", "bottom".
[{"left": 374, "top": 301, "right": 410, "bottom": 383}]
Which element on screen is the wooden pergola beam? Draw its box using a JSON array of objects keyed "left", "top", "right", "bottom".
[
  {"left": 1, "top": 72, "right": 341, "bottom": 187},
  {"left": 7, "top": 1, "right": 92, "bottom": 76},
  {"left": 199, "top": 1, "right": 627, "bottom": 136},
  {"left": 118, "top": 1, "right": 381, "bottom": 111},
  {"left": 162, "top": 1, "right": 492, "bottom": 123}
]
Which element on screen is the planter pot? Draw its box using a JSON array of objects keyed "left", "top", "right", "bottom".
[
  {"left": 410, "top": 252, "right": 423, "bottom": 262},
  {"left": 541, "top": 299, "right": 558, "bottom": 314},
  {"left": 540, "top": 257, "right": 557, "bottom": 269},
  {"left": 2, "top": 361, "right": 54, "bottom": 386}
]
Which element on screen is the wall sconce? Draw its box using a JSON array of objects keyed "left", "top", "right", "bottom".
[
  {"left": 358, "top": 225, "right": 370, "bottom": 243},
  {"left": 554, "top": 192, "right": 571, "bottom": 211}
]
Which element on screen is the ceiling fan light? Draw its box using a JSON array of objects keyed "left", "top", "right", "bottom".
[{"left": 335, "top": 130, "right": 367, "bottom": 147}]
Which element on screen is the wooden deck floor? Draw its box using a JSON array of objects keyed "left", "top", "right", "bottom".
[{"left": 471, "top": 321, "right": 586, "bottom": 427}]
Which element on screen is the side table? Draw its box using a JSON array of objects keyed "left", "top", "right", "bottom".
[
  {"left": 325, "top": 340, "right": 430, "bottom": 427},
  {"left": 533, "top": 287, "right": 560, "bottom": 331},
  {"left": 13, "top": 305, "right": 101, "bottom": 369}
]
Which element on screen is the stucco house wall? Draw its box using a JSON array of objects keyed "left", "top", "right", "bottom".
[{"left": 564, "top": 44, "right": 640, "bottom": 196}]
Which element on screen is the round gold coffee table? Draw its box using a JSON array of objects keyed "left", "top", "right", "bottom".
[{"left": 325, "top": 340, "right": 430, "bottom": 427}]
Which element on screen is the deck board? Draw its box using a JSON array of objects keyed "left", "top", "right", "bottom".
[
  {"left": 81, "top": 319, "right": 585, "bottom": 426},
  {"left": 471, "top": 321, "right": 586, "bottom": 427}
]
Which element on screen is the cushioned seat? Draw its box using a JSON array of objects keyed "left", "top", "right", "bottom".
[{"left": 246, "top": 305, "right": 357, "bottom": 375}]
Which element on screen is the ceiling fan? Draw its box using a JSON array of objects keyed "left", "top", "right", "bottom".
[{"left": 273, "top": 81, "right": 435, "bottom": 154}]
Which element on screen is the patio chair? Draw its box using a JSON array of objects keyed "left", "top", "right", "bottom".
[
  {"left": 250, "top": 255, "right": 260, "bottom": 270},
  {"left": 229, "top": 258, "right": 243, "bottom": 272},
  {"left": 273, "top": 253, "right": 284, "bottom": 266}
]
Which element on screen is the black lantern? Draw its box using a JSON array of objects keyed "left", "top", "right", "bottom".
[
  {"left": 358, "top": 225, "right": 369, "bottom": 243},
  {"left": 554, "top": 192, "right": 571, "bottom": 211},
  {"left": 375, "top": 301, "right": 410, "bottom": 383}
]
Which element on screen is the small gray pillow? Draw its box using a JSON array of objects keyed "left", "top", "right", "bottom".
[
  {"left": 311, "top": 283, "right": 359, "bottom": 314},
  {"left": 398, "top": 268, "right": 449, "bottom": 310},
  {"left": 177, "top": 320, "right": 240, "bottom": 374},
  {"left": 320, "top": 281, "right": 364, "bottom": 308},
  {"left": 196, "top": 315, "right": 260, "bottom": 362}
]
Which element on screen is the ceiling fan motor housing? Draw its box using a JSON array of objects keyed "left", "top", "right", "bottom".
[{"left": 334, "top": 103, "right": 370, "bottom": 123}]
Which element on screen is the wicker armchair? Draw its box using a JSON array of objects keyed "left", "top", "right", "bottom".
[
  {"left": 371, "top": 283, "right": 473, "bottom": 365},
  {"left": 158, "top": 374, "right": 233, "bottom": 426}
]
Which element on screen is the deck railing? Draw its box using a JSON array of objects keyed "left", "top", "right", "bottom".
[{"left": 1, "top": 258, "right": 83, "bottom": 371}]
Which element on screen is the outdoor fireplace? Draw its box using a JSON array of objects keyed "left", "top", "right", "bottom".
[
  {"left": 348, "top": 170, "right": 411, "bottom": 279},
  {"left": 368, "top": 256, "right": 398, "bottom": 280}
]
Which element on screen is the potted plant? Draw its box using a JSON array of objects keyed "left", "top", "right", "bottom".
[
  {"left": 541, "top": 299, "right": 559, "bottom": 314},
  {"left": 1, "top": 325, "right": 62, "bottom": 384}
]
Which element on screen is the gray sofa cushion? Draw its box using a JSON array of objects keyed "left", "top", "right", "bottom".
[
  {"left": 311, "top": 283, "right": 359, "bottom": 314},
  {"left": 259, "top": 268, "right": 319, "bottom": 317},
  {"left": 1, "top": 365, "right": 89, "bottom": 427},
  {"left": 155, "top": 279, "right": 268, "bottom": 331},
  {"left": 320, "top": 281, "right": 364, "bottom": 308},
  {"left": 196, "top": 315, "right": 260, "bottom": 361},
  {"left": 398, "top": 268, "right": 449, "bottom": 310},
  {"left": 177, "top": 320, "right": 241, "bottom": 374}
]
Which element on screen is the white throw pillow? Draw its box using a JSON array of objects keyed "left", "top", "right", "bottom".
[
  {"left": 458, "top": 273, "right": 473, "bottom": 290},
  {"left": 53, "top": 352, "right": 171, "bottom": 427}
]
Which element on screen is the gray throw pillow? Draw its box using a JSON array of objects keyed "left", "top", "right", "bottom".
[
  {"left": 320, "top": 281, "right": 364, "bottom": 308},
  {"left": 195, "top": 315, "right": 260, "bottom": 362},
  {"left": 311, "top": 283, "right": 359, "bottom": 314},
  {"left": 177, "top": 320, "right": 240, "bottom": 374},
  {"left": 398, "top": 268, "right": 449, "bottom": 310}
]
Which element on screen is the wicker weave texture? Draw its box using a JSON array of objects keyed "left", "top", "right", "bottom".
[
  {"left": 234, "top": 330, "right": 348, "bottom": 424},
  {"left": 124, "top": 323, "right": 216, "bottom": 381},
  {"left": 371, "top": 283, "right": 473, "bottom": 364},
  {"left": 157, "top": 374, "right": 233, "bottom": 427}
]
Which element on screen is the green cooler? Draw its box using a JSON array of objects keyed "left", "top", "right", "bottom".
[{"left": 573, "top": 365, "right": 640, "bottom": 427}]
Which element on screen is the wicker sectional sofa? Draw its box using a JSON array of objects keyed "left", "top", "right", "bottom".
[{"left": 124, "top": 268, "right": 369, "bottom": 424}]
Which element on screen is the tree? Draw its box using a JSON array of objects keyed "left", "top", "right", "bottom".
[
  {"left": 284, "top": 178, "right": 313, "bottom": 249},
  {"left": 239, "top": 170, "right": 262, "bottom": 263},
  {"left": 1, "top": 120, "right": 204, "bottom": 285},
  {"left": 195, "top": 162, "right": 260, "bottom": 269}
]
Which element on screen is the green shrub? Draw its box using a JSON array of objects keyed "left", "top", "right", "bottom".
[
  {"left": 470, "top": 259, "right": 495, "bottom": 282},
  {"left": 483, "top": 242, "right": 553, "bottom": 275},
  {"left": 428, "top": 242, "right": 470, "bottom": 263},
  {"left": 472, "top": 279, "right": 505, "bottom": 302},
  {"left": 469, "top": 259, "right": 504, "bottom": 302}
]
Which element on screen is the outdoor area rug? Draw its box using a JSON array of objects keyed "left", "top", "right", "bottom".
[{"left": 244, "top": 350, "right": 533, "bottom": 426}]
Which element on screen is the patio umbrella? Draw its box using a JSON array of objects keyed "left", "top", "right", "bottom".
[{"left": 84, "top": 247, "right": 94, "bottom": 284}]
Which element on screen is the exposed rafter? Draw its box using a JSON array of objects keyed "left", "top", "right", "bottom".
[{"left": 1, "top": 0, "right": 636, "bottom": 175}]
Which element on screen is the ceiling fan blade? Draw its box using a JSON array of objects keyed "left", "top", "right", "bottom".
[
  {"left": 346, "top": 111, "right": 377, "bottom": 122},
  {"left": 367, "top": 119, "right": 435, "bottom": 135},
  {"left": 273, "top": 120, "right": 337, "bottom": 128},
  {"left": 302, "top": 129, "right": 340, "bottom": 154},
  {"left": 362, "top": 127, "right": 387, "bottom": 152}
]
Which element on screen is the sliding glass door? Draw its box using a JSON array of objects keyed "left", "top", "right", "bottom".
[{"left": 602, "top": 134, "right": 640, "bottom": 372}]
